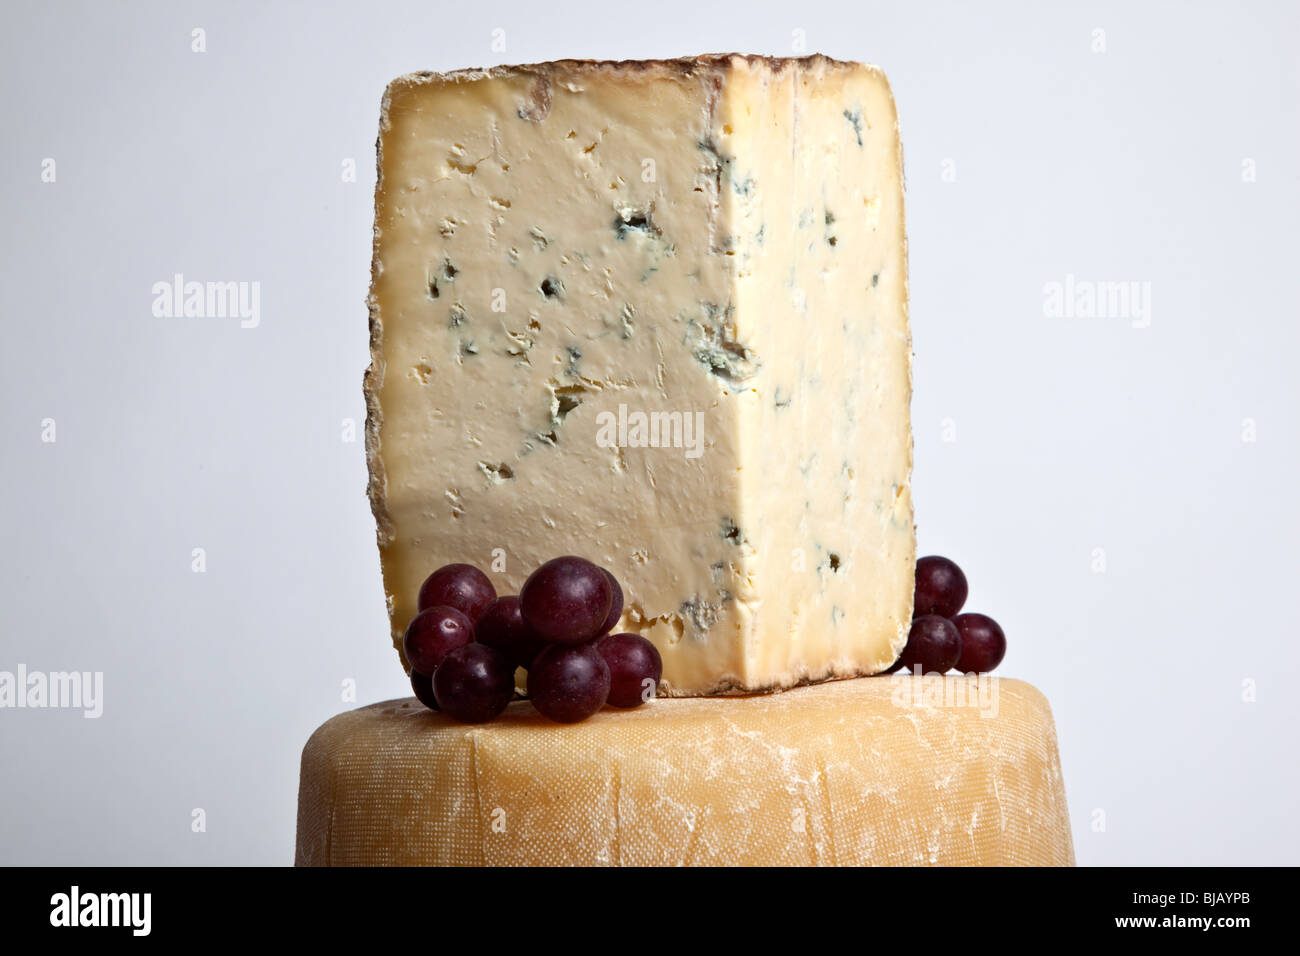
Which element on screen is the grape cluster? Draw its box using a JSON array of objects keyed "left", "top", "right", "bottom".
[
  {"left": 889, "top": 556, "right": 1007, "bottom": 675},
  {"left": 403, "top": 557, "right": 663, "bottom": 724}
]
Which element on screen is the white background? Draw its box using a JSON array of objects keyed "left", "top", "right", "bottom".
[{"left": 1, "top": 0, "right": 1296, "bottom": 866}]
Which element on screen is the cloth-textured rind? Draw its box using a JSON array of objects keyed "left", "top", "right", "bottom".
[{"left": 295, "top": 676, "right": 1073, "bottom": 866}]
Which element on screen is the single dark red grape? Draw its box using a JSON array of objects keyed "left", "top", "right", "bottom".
[
  {"left": 598, "top": 569, "right": 624, "bottom": 635},
  {"left": 410, "top": 669, "right": 440, "bottom": 711},
  {"left": 402, "top": 605, "right": 474, "bottom": 676},
  {"left": 526, "top": 642, "right": 611, "bottom": 723},
  {"left": 417, "top": 563, "right": 497, "bottom": 622},
  {"left": 913, "top": 555, "right": 968, "bottom": 618},
  {"left": 432, "top": 644, "right": 515, "bottom": 723},
  {"left": 520, "top": 556, "right": 612, "bottom": 644},
  {"left": 898, "top": 614, "right": 962, "bottom": 674},
  {"left": 596, "top": 632, "right": 662, "bottom": 707},
  {"left": 475, "top": 595, "right": 547, "bottom": 669},
  {"left": 953, "top": 613, "right": 1006, "bottom": 673}
]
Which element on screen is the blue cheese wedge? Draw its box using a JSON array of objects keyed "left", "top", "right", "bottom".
[{"left": 365, "top": 54, "right": 915, "bottom": 696}]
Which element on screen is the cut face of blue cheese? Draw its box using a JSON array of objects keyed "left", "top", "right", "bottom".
[{"left": 366, "top": 54, "right": 915, "bottom": 696}]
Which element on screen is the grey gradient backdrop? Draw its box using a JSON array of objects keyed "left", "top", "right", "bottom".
[{"left": 1, "top": 0, "right": 1296, "bottom": 865}]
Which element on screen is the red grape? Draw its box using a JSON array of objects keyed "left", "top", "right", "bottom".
[
  {"left": 899, "top": 614, "right": 962, "bottom": 674},
  {"left": 402, "top": 605, "right": 474, "bottom": 676},
  {"left": 598, "top": 569, "right": 624, "bottom": 635},
  {"left": 913, "top": 555, "right": 968, "bottom": 618},
  {"left": 596, "top": 632, "right": 662, "bottom": 707},
  {"left": 475, "top": 595, "right": 547, "bottom": 669},
  {"left": 432, "top": 644, "right": 515, "bottom": 723},
  {"left": 527, "top": 642, "right": 611, "bottom": 723},
  {"left": 953, "top": 613, "right": 1006, "bottom": 673},
  {"left": 520, "top": 556, "right": 612, "bottom": 644},
  {"left": 410, "top": 669, "right": 440, "bottom": 711},
  {"left": 417, "top": 563, "right": 496, "bottom": 622}
]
